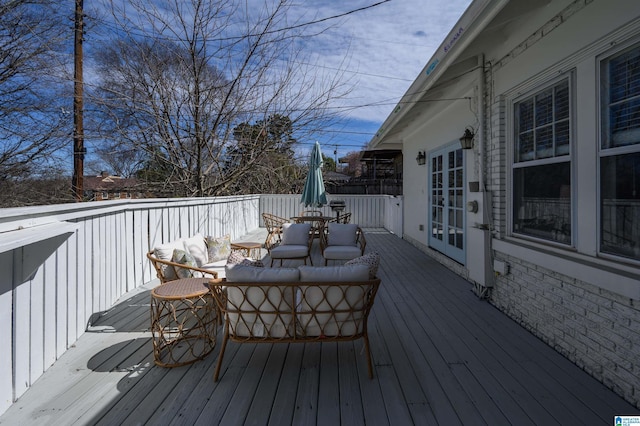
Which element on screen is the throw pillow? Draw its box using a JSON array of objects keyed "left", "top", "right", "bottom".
[
  {"left": 227, "top": 250, "right": 264, "bottom": 267},
  {"left": 207, "top": 234, "right": 231, "bottom": 262},
  {"left": 182, "top": 234, "right": 207, "bottom": 266},
  {"left": 172, "top": 248, "right": 198, "bottom": 279},
  {"left": 345, "top": 251, "right": 380, "bottom": 279}
]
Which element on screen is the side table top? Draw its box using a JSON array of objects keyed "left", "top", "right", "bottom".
[
  {"left": 231, "top": 241, "right": 262, "bottom": 249},
  {"left": 152, "top": 278, "right": 211, "bottom": 299}
]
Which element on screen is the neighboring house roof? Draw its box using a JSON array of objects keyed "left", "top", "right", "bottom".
[
  {"left": 323, "top": 171, "right": 351, "bottom": 182},
  {"left": 83, "top": 174, "right": 139, "bottom": 192}
]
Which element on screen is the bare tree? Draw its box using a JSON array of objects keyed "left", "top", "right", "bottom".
[
  {"left": 0, "top": 0, "right": 70, "bottom": 189},
  {"left": 88, "top": 0, "right": 351, "bottom": 197}
]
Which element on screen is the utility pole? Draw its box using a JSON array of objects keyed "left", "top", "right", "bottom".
[{"left": 72, "top": 0, "right": 85, "bottom": 202}]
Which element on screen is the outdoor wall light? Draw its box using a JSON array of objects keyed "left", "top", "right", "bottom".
[
  {"left": 416, "top": 151, "right": 426, "bottom": 165},
  {"left": 460, "top": 127, "right": 475, "bottom": 150}
]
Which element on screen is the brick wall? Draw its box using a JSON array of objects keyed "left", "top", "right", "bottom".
[{"left": 491, "top": 253, "right": 640, "bottom": 407}]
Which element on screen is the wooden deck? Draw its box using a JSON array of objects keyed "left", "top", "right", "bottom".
[{"left": 1, "top": 229, "right": 637, "bottom": 425}]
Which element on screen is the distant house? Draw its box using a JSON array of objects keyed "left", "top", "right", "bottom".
[
  {"left": 83, "top": 172, "right": 143, "bottom": 201},
  {"left": 371, "top": 0, "right": 639, "bottom": 407}
]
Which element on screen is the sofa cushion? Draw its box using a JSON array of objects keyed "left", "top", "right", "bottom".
[
  {"left": 183, "top": 234, "right": 207, "bottom": 266},
  {"left": 298, "top": 264, "right": 369, "bottom": 282},
  {"left": 154, "top": 239, "right": 185, "bottom": 261},
  {"left": 281, "top": 223, "right": 311, "bottom": 245},
  {"left": 172, "top": 248, "right": 198, "bottom": 279},
  {"left": 225, "top": 264, "right": 300, "bottom": 282},
  {"left": 327, "top": 223, "right": 358, "bottom": 246},
  {"left": 345, "top": 252, "right": 380, "bottom": 279},
  {"left": 153, "top": 239, "right": 185, "bottom": 281},
  {"left": 207, "top": 234, "right": 231, "bottom": 262}
]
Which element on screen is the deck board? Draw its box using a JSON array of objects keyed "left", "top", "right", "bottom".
[{"left": 1, "top": 228, "right": 638, "bottom": 425}]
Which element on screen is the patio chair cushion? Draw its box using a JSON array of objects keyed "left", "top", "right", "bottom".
[
  {"left": 327, "top": 223, "right": 358, "bottom": 246},
  {"left": 298, "top": 264, "right": 369, "bottom": 282},
  {"left": 281, "top": 223, "right": 311, "bottom": 245},
  {"left": 225, "top": 264, "right": 300, "bottom": 282},
  {"left": 269, "top": 245, "right": 309, "bottom": 259},
  {"left": 207, "top": 234, "right": 231, "bottom": 261},
  {"left": 322, "top": 245, "right": 363, "bottom": 261},
  {"left": 345, "top": 252, "right": 380, "bottom": 279},
  {"left": 172, "top": 248, "right": 198, "bottom": 279},
  {"left": 182, "top": 234, "right": 208, "bottom": 266}
]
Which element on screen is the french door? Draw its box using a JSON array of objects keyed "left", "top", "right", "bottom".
[{"left": 428, "top": 146, "right": 465, "bottom": 264}]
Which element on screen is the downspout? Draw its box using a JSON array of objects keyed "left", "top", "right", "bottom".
[
  {"left": 477, "top": 53, "right": 485, "bottom": 194},
  {"left": 475, "top": 53, "right": 495, "bottom": 298}
]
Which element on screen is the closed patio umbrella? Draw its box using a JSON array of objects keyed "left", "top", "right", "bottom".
[{"left": 300, "top": 141, "right": 328, "bottom": 208}]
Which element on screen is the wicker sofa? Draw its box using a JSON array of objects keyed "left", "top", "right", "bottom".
[
  {"left": 147, "top": 233, "right": 243, "bottom": 283},
  {"left": 208, "top": 262, "right": 381, "bottom": 381}
]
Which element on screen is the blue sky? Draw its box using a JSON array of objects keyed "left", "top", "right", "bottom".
[
  {"left": 284, "top": 0, "right": 473, "bottom": 162},
  {"left": 85, "top": 0, "right": 472, "bottom": 168}
]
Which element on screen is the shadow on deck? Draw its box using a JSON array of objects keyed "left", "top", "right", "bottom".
[{"left": 1, "top": 228, "right": 637, "bottom": 425}]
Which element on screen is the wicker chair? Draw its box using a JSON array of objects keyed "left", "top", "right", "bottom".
[
  {"left": 266, "top": 222, "right": 313, "bottom": 266},
  {"left": 262, "top": 213, "right": 289, "bottom": 244},
  {"left": 338, "top": 212, "right": 352, "bottom": 223},
  {"left": 320, "top": 223, "right": 366, "bottom": 266}
]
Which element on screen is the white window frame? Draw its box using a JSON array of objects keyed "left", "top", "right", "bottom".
[
  {"left": 597, "top": 40, "right": 640, "bottom": 263},
  {"left": 510, "top": 73, "right": 575, "bottom": 247}
]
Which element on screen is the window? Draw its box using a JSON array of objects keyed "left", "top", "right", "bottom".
[
  {"left": 600, "top": 43, "right": 640, "bottom": 261},
  {"left": 101, "top": 192, "right": 108, "bottom": 200},
  {"left": 512, "top": 78, "right": 572, "bottom": 244}
]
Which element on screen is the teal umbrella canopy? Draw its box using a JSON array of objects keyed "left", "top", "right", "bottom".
[{"left": 300, "top": 141, "right": 328, "bottom": 208}]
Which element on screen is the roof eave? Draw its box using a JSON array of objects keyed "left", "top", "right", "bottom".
[{"left": 369, "top": 0, "right": 509, "bottom": 149}]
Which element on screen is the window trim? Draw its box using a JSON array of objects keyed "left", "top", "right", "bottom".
[
  {"left": 596, "top": 40, "right": 640, "bottom": 264},
  {"left": 509, "top": 72, "right": 576, "bottom": 247}
]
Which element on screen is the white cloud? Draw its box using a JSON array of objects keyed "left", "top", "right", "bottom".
[{"left": 290, "top": 0, "right": 473, "bottom": 123}]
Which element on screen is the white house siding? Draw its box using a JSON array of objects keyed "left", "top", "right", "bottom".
[
  {"left": 374, "top": 0, "right": 640, "bottom": 408},
  {"left": 484, "top": 0, "right": 640, "bottom": 407}
]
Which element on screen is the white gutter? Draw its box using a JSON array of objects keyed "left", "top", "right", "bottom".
[{"left": 370, "top": 0, "right": 509, "bottom": 147}]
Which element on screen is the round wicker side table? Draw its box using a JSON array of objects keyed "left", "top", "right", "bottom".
[{"left": 150, "top": 278, "right": 217, "bottom": 367}]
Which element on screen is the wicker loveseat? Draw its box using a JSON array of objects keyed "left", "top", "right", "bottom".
[{"left": 208, "top": 262, "right": 381, "bottom": 381}]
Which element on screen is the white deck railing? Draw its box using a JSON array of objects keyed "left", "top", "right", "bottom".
[{"left": 0, "top": 193, "right": 402, "bottom": 415}]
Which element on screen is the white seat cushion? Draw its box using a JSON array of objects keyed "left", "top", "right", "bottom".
[
  {"left": 323, "top": 245, "right": 362, "bottom": 261},
  {"left": 269, "top": 244, "right": 309, "bottom": 259}
]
